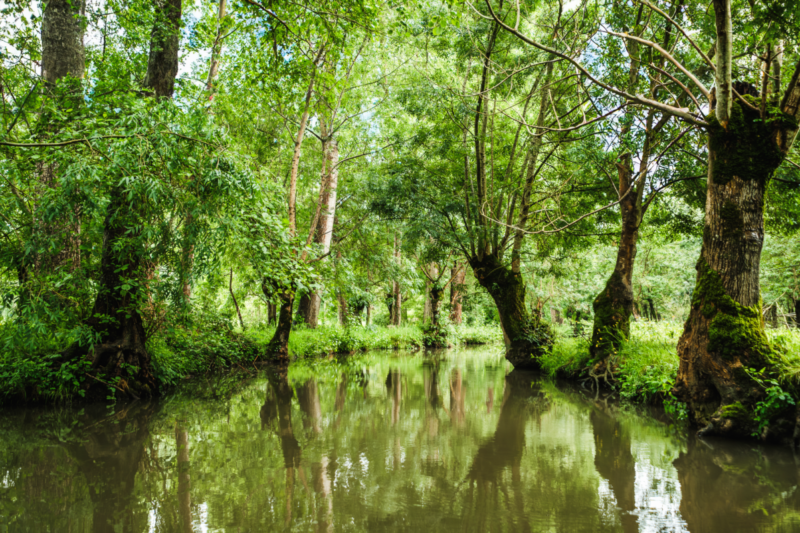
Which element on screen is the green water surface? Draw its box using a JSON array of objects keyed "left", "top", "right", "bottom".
[{"left": 1, "top": 346, "right": 799, "bottom": 532}]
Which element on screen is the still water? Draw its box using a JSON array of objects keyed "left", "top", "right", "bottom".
[{"left": 1, "top": 346, "right": 800, "bottom": 533}]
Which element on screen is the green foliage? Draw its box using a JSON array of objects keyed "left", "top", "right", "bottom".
[{"left": 745, "top": 367, "right": 797, "bottom": 437}]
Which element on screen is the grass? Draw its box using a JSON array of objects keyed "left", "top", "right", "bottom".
[
  {"left": 242, "top": 323, "right": 503, "bottom": 358},
  {"left": 541, "top": 321, "right": 684, "bottom": 413},
  {"left": 541, "top": 320, "right": 800, "bottom": 418}
]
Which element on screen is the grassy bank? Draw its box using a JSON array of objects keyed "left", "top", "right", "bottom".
[
  {"left": 541, "top": 320, "right": 800, "bottom": 418},
  {"left": 0, "top": 324, "right": 503, "bottom": 404}
]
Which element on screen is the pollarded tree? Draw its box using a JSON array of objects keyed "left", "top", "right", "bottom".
[
  {"left": 382, "top": 0, "right": 618, "bottom": 368},
  {"left": 490, "top": 0, "right": 800, "bottom": 439}
]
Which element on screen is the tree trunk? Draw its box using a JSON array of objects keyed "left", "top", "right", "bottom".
[
  {"left": 143, "top": 0, "right": 182, "bottom": 98},
  {"left": 204, "top": 0, "right": 226, "bottom": 95},
  {"left": 41, "top": 0, "right": 85, "bottom": 84},
  {"left": 337, "top": 289, "right": 348, "bottom": 327},
  {"left": 37, "top": 0, "right": 85, "bottom": 274},
  {"left": 468, "top": 253, "right": 552, "bottom": 369},
  {"left": 265, "top": 288, "right": 293, "bottom": 363},
  {"left": 675, "top": 97, "right": 798, "bottom": 440},
  {"left": 423, "top": 278, "right": 432, "bottom": 323},
  {"left": 229, "top": 267, "right": 245, "bottom": 330},
  {"left": 391, "top": 233, "right": 402, "bottom": 326},
  {"left": 63, "top": 187, "right": 156, "bottom": 398},
  {"left": 268, "top": 303, "right": 277, "bottom": 325},
  {"left": 430, "top": 284, "right": 444, "bottom": 328},
  {"left": 795, "top": 298, "right": 800, "bottom": 329},
  {"left": 589, "top": 159, "right": 640, "bottom": 367},
  {"left": 449, "top": 262, "right": 466, "bottom": 325},
  {"left": 61, "top": 0, "right": 183, "bottom": 398},
  {"left": 298, "top": 137, "right": 339, "bottom": 327}
]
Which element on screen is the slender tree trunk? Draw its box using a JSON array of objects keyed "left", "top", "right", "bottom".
[
  {"left": 589, "top": 156, "right": 642, "bottom": 367},
  {"left": 423, "top": 278, "right": 432, "bottom": 323},
  {"left": 229, "top": 267, "right": 245, "bottom": 330},
  {"left": 392, "top": 233, "right": 402, "bottom": 326},
  {"left": 675, "top": 93, "right": 798, "bottom": 439},
  {"left": 449, "top": 262, "right": 466, "bottom": 325},
  {"left": 588, "top": 22, "right": 648, "bottom": 371},
  {"left": 337, "top": 289, "right": 348, "bottom": 327},
  {"left": 468, "top": 253, "right": 552, "bottom": 369},
  {"left": 180, "top": 212, "right": 194, "bottom": 304},
  {"left": 288, "top": 50, "right": 324, "bottom": 238},
  {"left": 298, "top": 134, "right": 339, "bottom": 327},
  {"left": 204, "top": 0, "right": 226, "bottom": 96},
  {"left": 179, "top": 4, "right": 226, "bottom": 301},
  {"left": 268, "top": 303, "right": 277, "bottom": 325}
]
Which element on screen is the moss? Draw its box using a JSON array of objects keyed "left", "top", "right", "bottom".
[
  {"left": 706, "top": 100, "right": 794, "bottom": 187},
  {"left": 719, "top": 401, "right": 748, "bottom": 420},
  {"left": 692, "top": 258, "right": 773, "bottom": 365},
  {"left": 590, "top": 270, "right": 630, "bottom": 361}
]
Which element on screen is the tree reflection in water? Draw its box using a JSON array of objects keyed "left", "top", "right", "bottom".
[
  {"left": 464, "top": 370, "right": 549, "bottom": 532},
  {"left": 6, "top": 348, "right": 800, "bottom": 532},
  {"left": 589, "top": 400, "right": 639, "bottom": 533},
  {"left": 674, "top": 435, "right": 800, "bottom": 532}
]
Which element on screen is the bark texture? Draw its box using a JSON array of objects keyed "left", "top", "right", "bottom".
[
  {"left": 297, "top": 137, "right": 339, "bottom": 327},
  {"left": 264, "top": 282, "right": 293, "bottom": 363},
  {"left": 589, "top": 157, "right": 640, "bottom": 367},
  {"left": 38, "top": 0, "right": 86, "bottom": 274},
  {"left": 469, "top": 253, "right": 552, "bottom": 369},
  {"left": 143, "top": 0, "right": 182, "bottom": 98},
  {"left": 675, "top": 97, "right": 798, "bottom": 439},
  {"left": 41, "top": 0, "right": 85, "bottom": 84},
  {"left": 449, "top": 262, "right": 466, "bottom": 325}
]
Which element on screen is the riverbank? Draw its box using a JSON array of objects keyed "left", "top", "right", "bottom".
[
  {"left": 542, "top": 321, "right": 800, "bottom": 419},
  {"left": 5, "top": 319, "right": 800, "bottom": 418},
  {"left": 0, "top": 324, "right": 504, "bottom": 404}
]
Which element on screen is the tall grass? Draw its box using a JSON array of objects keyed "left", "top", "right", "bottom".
[{"left": 242, "top": 324, "right": 503, "bottom": 359}]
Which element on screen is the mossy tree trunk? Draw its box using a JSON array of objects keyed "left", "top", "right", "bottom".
[
  {"left": 589, "top": 161, "right": 640, "bottom": 370},
  {"left": 675, "top": 98, "right": 798, "bottom": 439},
  {"left": 469, "top": 253, "right": 552, "bottom": 369},
  {"left": 589, "top": 121, "right": 654, "bottom": 371},
  {"left": 265, "top": 286, "right": 293, "bottom": 364}
]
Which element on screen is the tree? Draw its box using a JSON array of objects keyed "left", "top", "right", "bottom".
[{"left": 489, "top": 0, "right": 800, "bottom": 439}]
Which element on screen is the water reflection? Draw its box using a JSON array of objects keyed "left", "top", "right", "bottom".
[
  {"left": 674, "top": 436, "right": 800, "bottom": 532},
  {"left": 2, "top": 347, "right": 800, "bottom": 532},
  {"left": 590, "top": 403, "right": 638, "bottom": 533}
]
